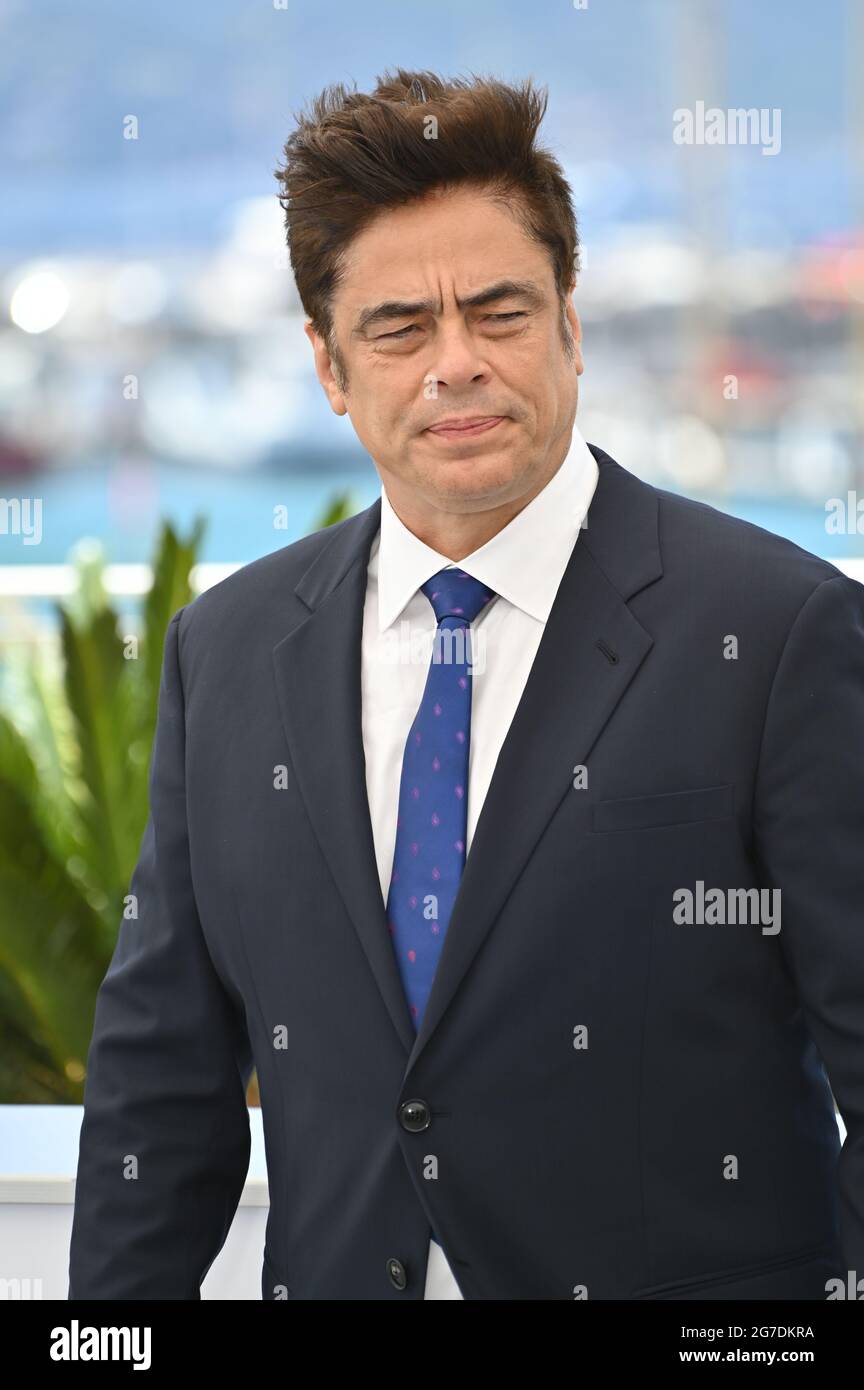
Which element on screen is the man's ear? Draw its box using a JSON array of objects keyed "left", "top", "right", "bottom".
[
  {"left": 304, "top": 320, "right": 348, "bottom": 415},
  {"left": 563, "top": 286, "right": 584, "bottom": 375}
]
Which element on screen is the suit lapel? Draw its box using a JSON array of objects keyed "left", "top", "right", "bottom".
[
  {"left": 271, "top": 447, "right": 663, "bottom": 1067},
  {"left": 271, "top": 499, "right": 418, "bottom": 1054}
]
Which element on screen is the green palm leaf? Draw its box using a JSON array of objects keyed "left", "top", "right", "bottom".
[{"left": 0, "top": 493, "right": 353, "bottom": 1103}]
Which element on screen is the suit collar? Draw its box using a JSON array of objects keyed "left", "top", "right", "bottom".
[
  {"left": 294, "top": 442, "right": 662, "bottom": 617},
  {"left": 374, "top": 424, "right": 600, "bottom": 630}
]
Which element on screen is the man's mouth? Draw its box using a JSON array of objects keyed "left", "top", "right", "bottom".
[{"left": 425, "top": 415, "right": 507, "bottom": 439}]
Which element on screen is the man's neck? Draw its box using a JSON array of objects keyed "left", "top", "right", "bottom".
[{"left": 383, "top": 446, "right": 569, "bottom": 561}]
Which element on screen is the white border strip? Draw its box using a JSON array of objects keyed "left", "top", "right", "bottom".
[
  {"left": 0, "top": 558, "right": 861, "bottom": 599},
  {"left": 0, "top": 563, "right": 242, "bottom": 598}
]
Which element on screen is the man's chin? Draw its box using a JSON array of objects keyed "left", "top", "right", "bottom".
[{"left": 413, "top": 452, "right": 530, "bottom": 509}]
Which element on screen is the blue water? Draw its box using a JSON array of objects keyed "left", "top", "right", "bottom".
[
  {"left": 6, "top": 462, "right": 863, "bottom": 555},
  {"left": 0, "top": 461, "right": 380, "bottom": 568}
]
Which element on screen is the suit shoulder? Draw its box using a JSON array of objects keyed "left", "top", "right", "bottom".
[
  {"left": 173, "top": 506, "right": 373, "bottom": 650},
  {"left": 649, "top": 479, "right": 844, "bottom": 598}
]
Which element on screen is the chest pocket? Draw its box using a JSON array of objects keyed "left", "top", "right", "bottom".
[{"left": 592, "top": 782, "right": 734, "bottom": 833}]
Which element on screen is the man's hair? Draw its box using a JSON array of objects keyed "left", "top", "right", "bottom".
[{"left": 274, "top": 68, "right": 580, "bottom": 388}]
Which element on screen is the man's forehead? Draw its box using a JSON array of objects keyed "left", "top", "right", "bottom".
[
  {"left": 339, "top": 190, "right": 546, "bottom": 279},
  {"left": 337, "top": 245, "right": 553, "bottom": 322}
]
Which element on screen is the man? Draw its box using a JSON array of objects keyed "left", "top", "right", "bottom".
[{"left": 69, "top": 69, "right": 864, "bottom": 1301}]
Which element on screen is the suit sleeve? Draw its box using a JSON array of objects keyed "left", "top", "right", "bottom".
[
  {"left": 752, "top": 571, "right": 864, "bottom": 1274},
  {"left": 68, "top": 607, "right": 253, "bottom": 1299}
]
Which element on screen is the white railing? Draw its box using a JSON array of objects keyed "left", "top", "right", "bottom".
[
  {"left": 1, "top": 558, "right": 863, "bottom": 598},
  {"left": 0, "top": 563, "right": 242, "bottom": 598}
]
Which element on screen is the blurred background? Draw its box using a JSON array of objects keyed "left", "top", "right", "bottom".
[{"left": 0, "top": 0, "right": 862, "bottom": 1104}]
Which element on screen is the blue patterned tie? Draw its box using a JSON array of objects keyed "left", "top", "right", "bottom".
[{"left": 386, "top": 567, "right": 497, "bottom": 1035}]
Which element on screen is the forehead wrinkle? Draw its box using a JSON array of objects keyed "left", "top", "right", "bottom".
[{"left": 351, "top": 278, "right": 546, "bottom": 335}]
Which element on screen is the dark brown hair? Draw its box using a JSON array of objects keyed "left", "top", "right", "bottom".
[{"left": 274, "top": 68, "right": 580, "bottom": 385}]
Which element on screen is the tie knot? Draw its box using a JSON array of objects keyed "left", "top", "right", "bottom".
[{"left": 421, "top": 567, "right": 496, "bottom": 626}]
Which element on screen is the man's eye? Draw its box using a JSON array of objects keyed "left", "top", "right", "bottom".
[{"left": 376, "top": 312, "right": 525, "bottom": 340}]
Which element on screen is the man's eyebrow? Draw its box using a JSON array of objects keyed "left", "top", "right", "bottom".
[
  {"left": 459, "top": 279, "right": 545, "bottom": 310},
  {"left": 352, "top": 280, "right": 545, "bottom": 335}
]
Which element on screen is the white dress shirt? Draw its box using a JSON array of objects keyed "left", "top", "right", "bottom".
[{"left": 360, "top": 424, "right": 599, "bottom": 1299}]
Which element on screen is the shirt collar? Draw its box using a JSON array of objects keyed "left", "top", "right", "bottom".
[{"left": 373, "top": 423, "right": 599, "bottom": 632}]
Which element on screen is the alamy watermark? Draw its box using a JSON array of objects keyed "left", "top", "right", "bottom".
[
  {"left": 673, "top": 101, "right": 781, "bottom": 156},
  {"left": 825, "top": 492, "right": 864, "bottom": 535},
  {"left": 378, "top": 622, "right": 487, "bottom": 675},
  {"left": 0, "top": 496, "right": 42, "bottom": 544},
  {"left": 672, "top": 881, "right": 781, "bottom": 935}
]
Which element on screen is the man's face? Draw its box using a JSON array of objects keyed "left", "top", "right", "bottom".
[{"left": 305, "top": 183, "right": 583, "bottom": 518}]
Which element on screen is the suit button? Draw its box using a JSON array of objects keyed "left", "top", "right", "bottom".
[
  {"left": 399, "top": 1098, "right": 431, "bottom": 1132},
  {"left": 387, "top": 1257, "right": 408, "bottom": 1290}
]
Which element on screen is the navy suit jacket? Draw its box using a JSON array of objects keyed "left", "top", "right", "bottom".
[{"left": 68, "top": 444, "right": 864, "bottom": 1299}]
